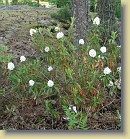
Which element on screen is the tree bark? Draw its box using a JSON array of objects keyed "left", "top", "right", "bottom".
[
  {"left": 97, "top": 0, "right": 117, "bottom": 33},
  {"left": 6, "top": 0, "right": 9, "bottom": 7},
  {"left": 72, "top": 0, "right": 89, "bottom": 42},
  {"left": 37, "top": 0, "right": 40, "bottom": 7}
]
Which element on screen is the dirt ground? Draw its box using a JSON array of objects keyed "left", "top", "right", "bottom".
[{"left": 0, "top": 9, "right": 53, "bottom": 58}]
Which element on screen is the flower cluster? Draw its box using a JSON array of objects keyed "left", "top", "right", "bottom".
[
  {"left": 89, "top": 49, "right": 96, "bottom": 58},
  {"left": 108, "top": 81, "right": 114, "bottom": 87},
  {"left": 56, "top": 32, "right": 64, "bottom": 39},
  {"left": 8, "top": 62, "right": 15, "bottom": 70},
  {"left": 55, "top": 27, "right": 60, "bottom": 32},
  {"left": 47, "top": 80, "right": 54, "bottom": 87},
  {"left": 48, "top": 66, "right": 53, "bottom": 72},
  {"left": 69, "top": 105, "right": 77, "bottom": 113},
  {"left": 20, "top": 56, "right": 26, "bottom": 62},
  {"left": 100, "top": 46, "right": 106, "bottom": 53},
  {"left": 117, "top": 66, "right": 121, "bottom": 72},
  {"left": 45, "top": 47, "right": 50, "bottom": 52},
  {"left": 79, "top": 39, "right": 85, "bottom": 45},
  {"left": 104, "top": 67, "right": 111, "bottom": 75},
  {"left": 115, "top": 78, "right": 121, "bottom": 90},
  {"left": 29, "top": 80, "right": 35, "bottom": 86},
  {"left": 30, "top": 28, "right": 37, "bottom": 36},
  {"left": 93, "top": 17, "right": 100, "bottom": 25}
]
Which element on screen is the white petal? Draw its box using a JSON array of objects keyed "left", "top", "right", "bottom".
[{"left": 72, "top": 106, "right": 77, "bottom": 113}]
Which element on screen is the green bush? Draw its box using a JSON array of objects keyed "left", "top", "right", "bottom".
[
  {"left": 90, "top": 0, "right": 97, "bottom": 12},
  {"left": 29, "top": 2, "right": 40, "bottom": 7},
  {"left": 11, "top": 0, "right": 18, "bottom": 5},
  {"left": 116, "top": 0, "right": 121, "bottom": 19},
  {"left": 45, "top": 0, "right": 71, "bottom": 8},
  {"left": 0, "top": 0, "right": 4, "bottom": 6},
  {"left": 18, "top": 0, "right": 40, "bottom": 7},
  {"left": 18, "top": 0, "right": 32, "bottom": 5},
  {"left": 51, "top": 5, "right": 72, "bottom": 22},
  {"left": 1, "top": 16, "right": 121, "bottom": 130}
]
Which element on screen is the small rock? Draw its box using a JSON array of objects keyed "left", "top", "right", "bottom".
[
  {"left": 38, "top": 19, "right": 51, "bottom": 27},
  {"left": 62, "top": 23, "right": 70, "bottom": 30},
  {"left": 50, "top": 19, "right": 58, "bottom": 25},
  {"left": 93, "top": 114, "right": 99, "bottom": 120},
  {"left": 0, "top": 37, "right": 4, "bottom": 45}
]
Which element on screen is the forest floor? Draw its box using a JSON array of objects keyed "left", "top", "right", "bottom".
[{"left": 0, "top": 6, "right": 121, "bottom": 130}]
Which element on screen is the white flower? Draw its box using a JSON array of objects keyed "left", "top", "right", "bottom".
[
  {"left": 115, "top": 79, "right": 121, "bottom": 90},
  {"left": 7, "top": 62, "right": 15, "bottom": 70},
  {"left": 98, "top": 55, "right": 101, "bottom": 58},
  {"left": 48, "top": 80, "right": 54, "bottom": 87},
  {"left": 89, "top": 49, "right": 96, "bottom": 57},
  {"left": 55, "top": 27, "right": 60, "bottom": 32},
  {"left": 79, "top": 39, "right": 85, "bottom": 45},
  {"left": 115, "top": 78, "right": 121, "bottom": 86},
  {"left": 48, "top": 66, "right": 53, "bottom": 71},
  {"left": 104, "top": 67, "right": 111, "bottom": 75},
  {"left": 56, "top": 32, "right": 64, "bottom": 39},
  {"left": 115, "top": 79, "right": 119, "bottom": 86},
  {"left": 117, "top": 66, "right": 121, "bottom": 72},
  {"left": 117, "top": 85, "right": 121, "bottom": 90},
  {"left": 108, "top": 81, "right": 114, "bottom": 87},
  {"left": 73, "top": 106, "right": 77, "bottom": 113},
  {"left": 30, "top": 28, "right": 37, "bottom": 36},
  {"left": 45, "top": 47, "right": 50, "bottom": 52},
  {"left": 63, "top": 116, "right": 70, "bottom": 120},
  {"left": 29, "top": 80, "right": 35, "bottom": 86},
  {"left": 69, "top": 105, "right": 77, "bottom": 113},
  {"left": 117, "top": 45, "right": 121, "bottom": 48},
  {"left": 100, "top": 46, "right": 106, "bottom": 53},
  {"left": 20, "top": 56, "right": 26, "bottom": 62},
  {"left": 93, "top": 17, "right": 100, "bottom": 25}
]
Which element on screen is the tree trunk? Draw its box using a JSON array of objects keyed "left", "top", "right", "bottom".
[
  {"left": 72, "top": 0, "right": 89, "bottom": 42},
  {"left": 6, "top": 0, "right": 9, "bottom": 7},
  {"left": 37, "top": 0, "right": 40, "bottom": 7},
  {"left": 97, "top": 0, "right": 117, "bottom": 33}
]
